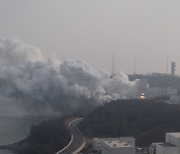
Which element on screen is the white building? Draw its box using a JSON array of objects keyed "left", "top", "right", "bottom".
[
  {"left": 102, "top": 139, "right": 135, "bottom": 154},
  {"left": 145, "top": 86, "right": 180, "bottom": 100},
  {"left": 92, "top": 137, "right": 135, "bottom": 154},
  {"left": 168, "top": 87, "right": 180, "bottom": 103},
  {"left": 149, "top": 142, "right": 179, "bottom": 154},
  {"left": 167, "top": 87, "right": 178, "bottom": 95},
  {"left": 149, "top": 143, "right": 163, "bottom": 154},
  {"left": 92, "top": 138, "right": 103, "bottom": 152},
  {"left": 166, "top": 133, "right": 180, "bottom": 152},
  {"left": 149, "top": 132, "right": 180, "bottom": 154},
  {"left": 170, "top": 94, "right": 180, "bottom": 104}
]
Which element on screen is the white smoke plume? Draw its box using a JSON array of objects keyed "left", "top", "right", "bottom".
[{"left": 0, "top": 37, "right": 139, "bottom": 114}]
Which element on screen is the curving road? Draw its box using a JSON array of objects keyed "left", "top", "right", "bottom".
[{"left": 56, "top": 118, "right": 85, "bottom": 154}]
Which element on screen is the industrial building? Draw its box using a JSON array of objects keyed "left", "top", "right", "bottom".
[
  {"left": 135, "top": 77, "right": 180, "bottom": 103},
  {"left": 170, "top": 94, "right": 180, "bottom": 104},
  {"left": 149, "top": 132, "right": 180, "bottom": 154},
  {"left": 92, "top": 137, "right": 135, "bottom": 154}
]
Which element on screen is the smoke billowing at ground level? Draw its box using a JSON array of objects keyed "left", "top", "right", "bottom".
[{"left": 0, "top": 37, "right": 139, "bottom": 115}]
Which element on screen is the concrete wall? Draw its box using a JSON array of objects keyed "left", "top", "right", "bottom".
[{"left": 92, "top": 138, "right": 102, "bottom": 152}]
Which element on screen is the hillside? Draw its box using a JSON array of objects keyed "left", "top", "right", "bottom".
[
  {"left": 79, "top": 99, "right": 180, "bottom": 146},
  {"left": 15, "top": 117, "right": 70, "bottom": 154}
]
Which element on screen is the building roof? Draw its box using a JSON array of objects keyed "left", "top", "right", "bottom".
[
  {"left": 93, "top": 138, "right": 119, "bottom": 140},
  {"left": 151, "top": 142, "right": 177, "bottom": 148},
  {"left": 93, "top": 137, "right": 134, "bottom": 141},
  {"left": 103, "top": 140, "right": 133, "bottom": 148},
  {"left": 167, "top": 132, "right": 180, "bottom": 138},
  {"left": 159, "top": 143, "right": 176, "bottom": 147}
]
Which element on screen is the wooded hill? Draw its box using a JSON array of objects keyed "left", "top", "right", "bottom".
[
  {"left": 16, "top": 118, "right": 70, "bottom": 154},
  {"left": 80, "top": 99, "right": 180, "bottom": 146}
]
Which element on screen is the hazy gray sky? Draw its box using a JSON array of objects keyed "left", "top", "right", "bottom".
[{"left": 0, "top": 0, "right": 180, "bottom": 74}]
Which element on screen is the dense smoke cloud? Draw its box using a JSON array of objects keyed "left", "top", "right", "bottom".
[{"left": 0, "top": 37, "right": 139, "bottom": 114}]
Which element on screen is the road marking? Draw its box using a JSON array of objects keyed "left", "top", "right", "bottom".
[
  {"left": 72, "top": 142, "right": 86, "bottom": 154},
  {"left": 55, "top": 118, "right": 83, "bottom": 154},
  {"left": 72, "top": 125, "right": 86, "bottom": 154}
]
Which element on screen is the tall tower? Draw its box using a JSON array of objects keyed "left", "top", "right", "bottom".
[
  {"left": 171, "top": 62, "right": 176, "bottom": 75},
  {"left": 110, "top": 53, "right": 116, "bottom": 78},
  {"left": 134, "top": 53, "right": 136, "bottom": 74}
]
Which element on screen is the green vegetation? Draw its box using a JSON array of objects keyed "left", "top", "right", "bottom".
[
  {"left": 16, "top": 117, "right": 70, "bottom": 154},
  {"left": 80, "top": 99, "right": 180, "bottom": 146}
]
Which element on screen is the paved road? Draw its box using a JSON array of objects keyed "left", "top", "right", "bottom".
[{"left": 56, "top": 118, "right": 85, "bottom": 154}]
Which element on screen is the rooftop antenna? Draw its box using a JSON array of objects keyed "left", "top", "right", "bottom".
[{"left": 134, "top": 53, "right": 136, "bottom": 74}]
